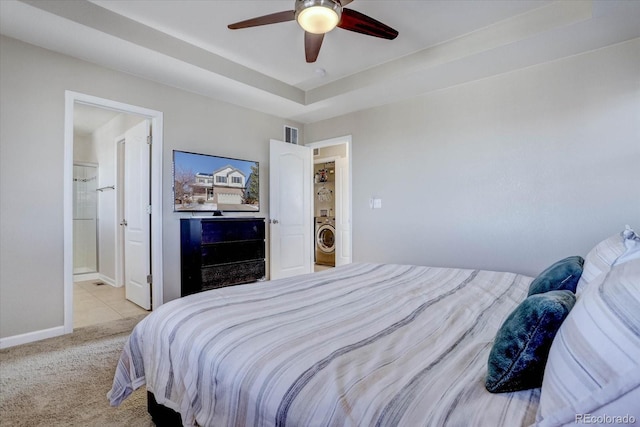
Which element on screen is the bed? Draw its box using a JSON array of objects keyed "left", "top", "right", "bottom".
[{"left": 108, "top": 263, "right": 541, "bottom": 426}]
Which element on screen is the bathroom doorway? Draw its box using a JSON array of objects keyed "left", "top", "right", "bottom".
[{"left": 64, "top": 91, "right": 164, "bottom": 333}]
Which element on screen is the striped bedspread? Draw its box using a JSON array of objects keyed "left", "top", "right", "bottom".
[{"left": 108, "top": 263, "right": 539, "bottom": 426}]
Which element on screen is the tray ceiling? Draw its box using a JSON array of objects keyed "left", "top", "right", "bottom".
[{"left": 1, "top": 0, "right": 639, "bottom": 123}]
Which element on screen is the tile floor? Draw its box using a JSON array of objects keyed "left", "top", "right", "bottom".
[
  {"left": 73, "top": 268, "right": 333, "bottom": 329},
  {"left": 74, "top": 280, "right": 149, "bottom": 328}
]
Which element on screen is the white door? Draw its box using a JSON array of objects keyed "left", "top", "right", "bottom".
[
  {"left": 334, "top": 156, "right": 352, "bottom": 266},
  {"left": 123, "top": 120, "right": 151, "bottom": 309},
  {"left": 269, "top": 139, "right": 313, "bottom": 279}
]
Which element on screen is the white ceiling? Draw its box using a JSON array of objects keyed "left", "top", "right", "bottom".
[
  {"left": 1, "top": 0, "right": 639, "bottom": 124},
  {"left": 73, "top": 104, "right": 121, "bottom": 136}
]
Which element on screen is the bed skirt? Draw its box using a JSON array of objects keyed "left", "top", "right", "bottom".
[{"left": 147, "top": 391, "right": 183, "bottom": 427}]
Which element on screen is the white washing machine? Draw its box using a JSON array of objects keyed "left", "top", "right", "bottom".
[{"left": 315, "top": 217, "right": 335, "bottom": 266}]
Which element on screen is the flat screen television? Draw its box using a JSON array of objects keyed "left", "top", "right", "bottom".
[{"left": 173, "top": 150, "right": 259, "bottom": 213}]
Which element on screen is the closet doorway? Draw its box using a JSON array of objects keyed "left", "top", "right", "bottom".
[
  {"left": 63, "top": 91, "right": 164, "bottom": 333},
  {"left": 268, "top": 136, "right": 352, "bottom": 279},
  {"left": 307, "top": 136, "right": 352, "bottom": 270}
]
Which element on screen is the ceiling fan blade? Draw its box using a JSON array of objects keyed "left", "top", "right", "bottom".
[
  {"left": 228, "top": 10, "right": 295, "bottom": 29},
  {"left": 338, "top": 8, "right": 398, "bottom": 40},
  {"left": 305, "top": 32, "right": 324, "bottom": 63}
]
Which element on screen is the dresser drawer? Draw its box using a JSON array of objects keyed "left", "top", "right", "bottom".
[
  {"left": 200, "top": 260, "right": 265, "bottom": 291},
  {"left": 201, "top": 241, "right": 265, "bottom": 265},
  {"left": 201, "top": 220, "right": 265, "bottom": 244}
]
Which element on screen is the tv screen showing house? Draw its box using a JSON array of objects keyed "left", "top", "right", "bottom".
[{"left": 173, "top": 150, "right": 259, "bottom": 212}]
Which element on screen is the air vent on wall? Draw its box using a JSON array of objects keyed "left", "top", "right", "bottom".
[
  {"left": 284, "top": 125, "right": 298, "bottom": 145},
  {"left": 313, "top": 148, "right": 319, "bottom": 156}
]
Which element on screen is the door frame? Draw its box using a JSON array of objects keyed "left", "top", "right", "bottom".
[
  {"left": 305, "top": 135, "right": 352, "bottom": 265},
  {"left": 63, "top": 91, "right": 164, "bottom": 333},
  {"left": 115, "top": 136, "right": 126, "bottom": 288}
]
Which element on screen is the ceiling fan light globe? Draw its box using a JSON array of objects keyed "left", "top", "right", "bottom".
[{"left": 296, "top": 0, "right": 342, "bottom": 34}]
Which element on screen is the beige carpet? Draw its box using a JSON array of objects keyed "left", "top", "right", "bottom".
[{"left": 0, "top": 314, "right": 153, "bottom": 426}]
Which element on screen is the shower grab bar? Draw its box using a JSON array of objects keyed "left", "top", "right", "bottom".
[{"left": 96, "top": 185, "right": 115, "bottom": 192}]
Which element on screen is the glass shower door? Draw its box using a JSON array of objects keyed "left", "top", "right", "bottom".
[{"left": 73, "top": 164, "right": 98, "bottom": 275}]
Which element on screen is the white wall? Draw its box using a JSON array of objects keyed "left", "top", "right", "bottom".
[
  {"left": 0, "top": 35, "right": 301, "bottom": 339},
  {"left": 305, "top": 38, "right": 640, "bottom": 277},
  {"left": 1, "top": 32, "right": 638, "bottom": 341},
  {"left": 73, "top": 133, "right": 96, "bottom": 164}
]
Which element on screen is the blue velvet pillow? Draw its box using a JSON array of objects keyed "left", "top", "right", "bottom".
[
  {"left": 485, "top": 290, "right": 576, "bottom": 393},
  {"left": 527, "top": 256, "right": 584, "bottom": 296}
]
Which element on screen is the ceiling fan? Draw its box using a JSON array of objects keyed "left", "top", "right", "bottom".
[{"left": 228, "top": 0, "right": 398, "bottom": 63}]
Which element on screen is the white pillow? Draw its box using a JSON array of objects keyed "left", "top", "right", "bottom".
[
  {"left": 615, "top": 226, "right": 640, "bottom": 265},
  {"left": 575, "top": 225, "right": 639, "bottom": 296},
  {"left": 536, "top": 259, "right": 640, "bottom": 426}
]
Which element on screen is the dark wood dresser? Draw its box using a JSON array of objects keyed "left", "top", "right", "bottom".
[{"left": 180, "top": 217, "right": 266, "bottom": 296}]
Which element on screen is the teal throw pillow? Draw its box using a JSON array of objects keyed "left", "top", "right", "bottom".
[
  {"left": 528, "top": 256, "right": 584, "bottom": 296},
  {"left": 485, "top": 290, "right": 576, "bottom": 393}
]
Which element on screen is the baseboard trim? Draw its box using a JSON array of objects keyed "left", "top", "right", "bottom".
[
  {"left": 98, "top": 274, "right": 117, "bottom": 287},
  {"left": 0, "top": 325, "right": 66, "bottom": 349},
  {"left": 74, "top": 272, "right": 99, "bottom": 282}
]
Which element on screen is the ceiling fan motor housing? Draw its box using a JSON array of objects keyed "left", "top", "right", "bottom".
[
  {"left": 227, "top": 0, "right": 398, "bottom": 63},
  {"left": 295, "top": 0, "right": 342, "bottom": 34}
]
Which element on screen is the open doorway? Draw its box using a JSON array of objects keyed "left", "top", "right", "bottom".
[
  {"left": 268, "top": 136, "right": 351, "bottom": 279},
  {"left": 307, "top": 136, "right": 352, "bottom": 271},
  {"left": 63, "top": 91, "right": 163, "bottom": 333}
]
